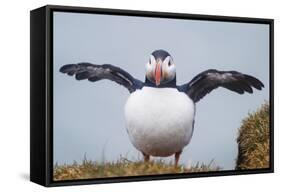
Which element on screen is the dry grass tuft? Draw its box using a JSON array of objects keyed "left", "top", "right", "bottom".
[
  {"left": 53, "top": 157, "right": 220, "bottom": 181},
  {"left": 236, "top": 102, "right": 270, "bottom": 170}
]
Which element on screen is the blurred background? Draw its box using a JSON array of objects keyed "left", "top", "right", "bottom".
[{"left": 53, "top": 11, "right": 269, "bottom": 170}]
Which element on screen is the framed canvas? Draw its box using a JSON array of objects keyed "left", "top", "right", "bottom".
[{"left": 30, "top": 5, "right": 274, "bottom": 187}]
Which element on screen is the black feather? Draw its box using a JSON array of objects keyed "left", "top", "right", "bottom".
[
  {"left": 76, "top": 71, "right": 92, "bottom": 80},
  {"left": 88, "top": 76, "right": 101, "bottom": 82}
]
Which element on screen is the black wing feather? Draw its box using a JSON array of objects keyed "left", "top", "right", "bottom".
[
  {"left": 60, "top": 62, "right": 143, "bottom": 93},
  {"left": 178, "top": 69, "right": 264, "bottom": 103}
]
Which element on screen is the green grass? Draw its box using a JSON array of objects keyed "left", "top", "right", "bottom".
[
  {"left": 54, "top": 157, "right": 220, "bottom": 181},
  {"left": 236, "top": 102, "right": 270, "bottom": 170}
]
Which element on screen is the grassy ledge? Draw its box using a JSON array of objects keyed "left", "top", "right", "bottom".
[{"left": 53, "top": 158, "right": 219, "bottom": 181}]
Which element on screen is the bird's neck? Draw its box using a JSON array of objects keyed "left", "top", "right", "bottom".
[{"left": 144, "top": 76, "right": 177, "bottom": 88}]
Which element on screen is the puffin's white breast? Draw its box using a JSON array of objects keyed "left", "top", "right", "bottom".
[{"left": 124, "top": 87, "right": 195, "bottom": 157}]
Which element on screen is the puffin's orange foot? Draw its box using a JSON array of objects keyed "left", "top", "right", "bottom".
[
  {"left": 142, "top": 152, "right": 150, "bottom": 163},
  {"left": 174, "top": 151, "right": 182, "bottom": 167}
]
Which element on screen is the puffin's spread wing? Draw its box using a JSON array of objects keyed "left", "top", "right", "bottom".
[
  {"left": 178, "top": 69, "right": 264, "bottom": 103},
  {"left": 60, "top": 62, "right": 143, "bottom": 93}
]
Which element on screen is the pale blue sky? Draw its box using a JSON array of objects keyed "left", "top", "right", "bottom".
[{"left": 53, "top": 11, "right": 269, "bottom": 170}]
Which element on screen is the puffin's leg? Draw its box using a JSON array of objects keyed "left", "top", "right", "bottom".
[
  {"left": 142, "top": 152, "right": 150, "bottom": 163},
  {"left": 174, "top": 151, "right": 182, "bottom": 167}
]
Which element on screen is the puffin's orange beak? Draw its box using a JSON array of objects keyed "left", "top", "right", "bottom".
[{"left": 155, "top": 62, "right": 161, "bottom": 86}]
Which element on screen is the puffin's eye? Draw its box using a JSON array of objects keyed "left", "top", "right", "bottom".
[{"left": 168, "top": 61, "right": 172, "bottom": 66}]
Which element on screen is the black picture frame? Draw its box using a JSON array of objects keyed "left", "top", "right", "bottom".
[{"left": 30, "top": 4, "right": 274, "bottom": 187}]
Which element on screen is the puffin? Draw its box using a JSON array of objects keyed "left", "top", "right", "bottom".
[{"left": 60, "top": 49, "right": 264, "bottom": 166}]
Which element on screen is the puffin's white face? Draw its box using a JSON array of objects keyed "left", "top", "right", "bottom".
[{"left": 145, "top": 54, "right": 176, "bottom": 86}]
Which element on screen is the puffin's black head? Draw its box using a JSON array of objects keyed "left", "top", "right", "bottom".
[{"left": 145, "top": 49, "right": 176, "bottom": 86}]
